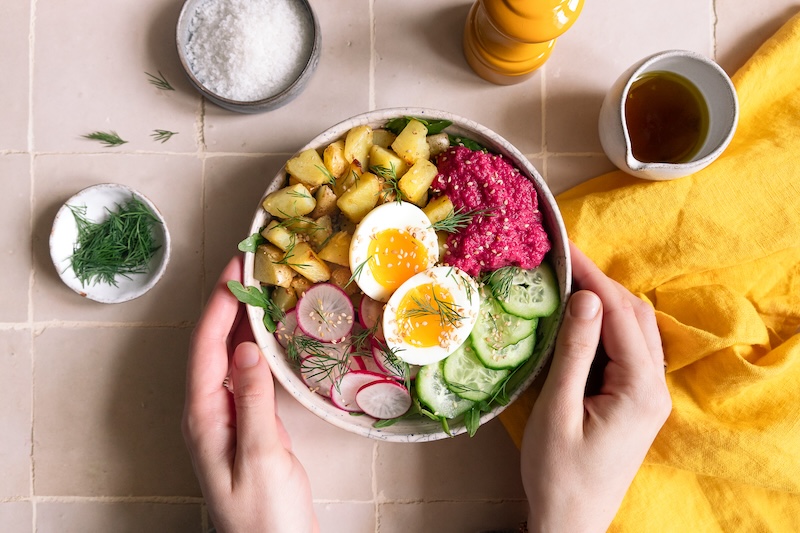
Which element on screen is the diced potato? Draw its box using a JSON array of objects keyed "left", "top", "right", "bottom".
[
  {"left": 291, "top": 276, "right": 313, "bottom": 299},
  {"left": 391, "top": 119, "right": 430, "bottom": 164},
  {"left": 344, "top": 125, "right": 373, "bottom": 169},
  {"left": 323, "top": 140, "right": 348, "bottom": 179},
  {"left": 262, "top": 220, "right": 299, "bottom": 251},
  {"left": 262, "top": 183, "right": 316, "bottom": 218},
  {"left": 285, "top": 241, "right": 331, "bottom": 283},
  {"left": 309, "top": 185, "right": 339, "bottom": 218},
  {"left": 285, "top": 148, "right": 333, "bottom": 188},
  {"left": 427, "top": 132, "right": 450, "bottom": 157},
  {"left": 334, "top": 161, "right": 363, "bottom": 197},
  {"left": 288, "top": 174, "right": 319, "bottom": 195},
  {"left": 317, "top": 231, "right": 352, "bottom": 267},
  {"left": 272, "top": 286, "right": 297, "bottom": 312},
  {"left": 254, "top": 244, "right": 295, "bottom": 288},
  {"left": 329, "top": 266, "right": 359, "bottom": 296},
  {"left": 437, "top": 231, "right": 449, "bottom": 259},
  {"left": 369, "top": 145, "right": 409, "bottom": 178},
  {"left": 309, "top": 215, "right": 333, "bottom": 249},
  {"left": 336, "top": 172, "right": 382, "bottom": 223},
  {"left": 423, "top": 194, "right": 454, "bottom": 224},
  {"left": 372, "top": 129, "right": 397, "bottom": 149},
  {"left": 280, "top": 215, "right": 317, "bottom": 234},
  {"left": 399, "top": 159, "right": 438, "bottom": 206}
]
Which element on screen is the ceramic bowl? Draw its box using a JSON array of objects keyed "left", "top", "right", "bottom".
[
  {"left": 49, "top": 184, "right": 171, "bottom": 304},
  {"left": 598, "top": 49, "right": 739, "bottom": 180},
  {"left": 243, "top": 107, "right": 571, "bottom": 442},
  {"left": 176, "top": 0, "right": 321, "bottom": 114}
]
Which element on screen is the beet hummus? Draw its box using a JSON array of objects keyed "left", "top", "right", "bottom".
[{"left": 431, "top": 146, "right": 551, "bottom": 277}]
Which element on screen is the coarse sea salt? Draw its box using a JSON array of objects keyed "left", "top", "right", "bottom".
[{"left": 185, "top": 0, "right": 313, "bottom": 102}]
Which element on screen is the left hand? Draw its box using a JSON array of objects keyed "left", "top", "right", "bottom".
[{"left": 182, "top": 256, "right": 318, "bottom": 533}]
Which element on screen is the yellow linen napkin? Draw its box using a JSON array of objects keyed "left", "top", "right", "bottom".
[{"left": 501, "top": 11, "right": 800, "bottom": 532}]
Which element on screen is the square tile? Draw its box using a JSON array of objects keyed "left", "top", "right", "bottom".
[
  {"left": 0, "top": 330, "right": 32, "bottom": 499},
  {"left": 203, "top": 0, "right": 372, "bottom": 154},
  {"left": 0, "top": 155, "right": 32, "bottom": 323},
  {"left": 0, "top": 502, "right": 33, "bottom": 533},
  {"left": 547, "top": 154, "right": 617, "bottom": 196},
  {"left": 33, "top": 327, "right": 200, "bottom": 496},
  {"left": 314, "top": 502, "right": 375, "bottom": 533},
  {"left": 0, "top": 1, "right": 29, "bottom": 152},
  {"left": 379, "top": 501, "right": 528, "bottom": 533},
  {"left": 276, "top": 385, "right": 375, "bottom": 501},
  {"left": 545, "top": 0, "right": 713, "bottom": 153},
  {"left": 374, "top": 0, "right": 543, "bottom": 155},
  {"left": 203, "top": 154, "right": 287, "bottom": 298},
  {"left": 375, "top": 417, "right": 525, "bottom": 501},
  {"left": 36, "top": 502, "right": 202, "bottom": 533},
  {"left": 31, "top": 154, "right": 203, "bottom": 323},
  {"left": 33, "top": 0, "right": 199, "bottom": 153}
]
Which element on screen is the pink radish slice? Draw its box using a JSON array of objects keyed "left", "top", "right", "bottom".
[
  {"left": 371, "top": 344, "right": 419, "bottom": 380},
  {"left": 274, "top": 309, "right": 297, "bottom": 348},
  {"left": 330, "top": 371, "right": 389, "bottom": 412},
  {"left": 353, "top": 353, "right": 386, "bottom": 375},
  {"left": 359, "top": 296, "right": 385, "bottom": 341},
  {"left": 300, "top": 349, "right": 351, "bottom": 398},
  {"left": 356, "top": 380, "right": 412, "bottom": 419},
  {"left": 297, "top": 283, "right": 355, "bottom": 342}
]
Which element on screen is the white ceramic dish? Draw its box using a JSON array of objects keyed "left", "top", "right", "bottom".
[
  {"left": 244, "top": 107, "right": 571, "bottom": 442},
  {"left": 50, "top": 183, "right": 171, "bottom": 304},
  {"left": 598, "top": 49, "right": 739, "bottom": 180}
]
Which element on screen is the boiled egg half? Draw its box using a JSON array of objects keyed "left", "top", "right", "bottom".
[
  {"left": 383, "top": 266, "right": 480, "bottom": 366},
  {"left": 349, "top": 202, "right": 439, "bottom": 302}
]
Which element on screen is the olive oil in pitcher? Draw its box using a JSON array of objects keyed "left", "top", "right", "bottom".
[{"left": 624, "top": 71, "right": 709, "bottom": 164}]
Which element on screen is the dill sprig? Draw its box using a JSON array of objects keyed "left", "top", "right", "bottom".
[
  {"left": 401, "top": 288, "right": 465, "bottom": 329},
  {"left": 151, "top": 129, "right": 178, "bottom": 143},
  {"left": 483, "top": 266, "right": 516, "bottom": 300},
  {"left": 146, "top": 70, "right": 175, "bottom": 91},
  {"left": 371, "top": 163, "right": 405, "bottom": 203},
  {"left": 315, "top": 164, "right": 337, "bottom": 186},
  {"left": 431, "top": 207, "right": 494, "bottom": 233},
  {"left": 346, "top": 255, "right": 373, "bottom": 287},
  {"left": 68, "top": 197, "right": 161, "bottom": 287},
  {"left": 83, "top": 131, "right": 128, "bottom": 147},
  {"left": 274, "top": 235, "right": 310, "bottom": 268}
]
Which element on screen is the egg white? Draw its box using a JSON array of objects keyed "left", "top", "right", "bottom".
[
  {"left": 348, "top": 202, "right": 439, "bottom": 302},
  {"left": 382, "top": 266, "right": 480, "bottom": 366}
]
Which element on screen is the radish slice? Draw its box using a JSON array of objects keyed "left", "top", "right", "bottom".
[
  {"left": 356, "top": 380, "right": 412, "bottom": 419},
  {"left": 359, "top": 296, "right": 385, "bottom": 341},
  {"left": 330, "top": 371, "right": 388, "bottom": 412},
  {"left": 353, "top": 353, "right": 385, "bottom": 375},
  {"left": 300, "top": 347, "right": 351, "bottom": 398},
  {"left": 274, "top": 308, "right": 297, "bottom": 348},
  {"left": 372, "top": 344, "right": 419, "bottom": 380},
  {"left": 297, "top": 283, "right": 355, "bottom": 342}
]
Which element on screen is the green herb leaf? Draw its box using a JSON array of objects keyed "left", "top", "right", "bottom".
[
  {"left": 227, "top": 280, "right": 269, "bottom": 308},
  {"left": 238, "top": 232, "right": 266, "bottom": 253},
  {"left": 431, "top": 207, "right": 495, "bottom": 234},
  {"left": 447, "top": 134, "right": 487, "bottom": 152},
  {"left": 83, "top": 131, "right": 128, "bottom": 147},
  {"left": 464, "top": 407, "right": 481, "bottom": 437},
  {"left": 151, "top": 129, "right": 178, "bottom": 143},
  {"left": 146, "top": 70, "right": 175, "bottom": 91},
  {"left": 384, "top": 117, "right": 453, "bottom": 135}
]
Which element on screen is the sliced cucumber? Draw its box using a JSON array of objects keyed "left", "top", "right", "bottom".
[
  {"left": 471, "top": 289, "right": 537, "bottom": 348},
  {"left": 473, "top": 330, "right": 536, "bottom": 370},
  {"left": 416, "top": 361, "right": 474, "bottom": 419},
  {"left": 443, "top": 341, "right": 509, "bottom": 402},
  {"left": 496, "top": 264, "right": 560, "bottom": 319}
]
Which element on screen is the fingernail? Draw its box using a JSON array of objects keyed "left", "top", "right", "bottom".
[
  {"left": 570, "top": 291, "right": 601, "bottom": 319},
  {"left": 235, "top": 343, "right": 261, "bottom": 369}
]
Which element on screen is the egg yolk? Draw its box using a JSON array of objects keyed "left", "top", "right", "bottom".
[
  {"left": 367, "top": 228, "right": 429, "bottom": 292},
  {"left": 396, "top": 283, "right": 460, "bottom": 348}
]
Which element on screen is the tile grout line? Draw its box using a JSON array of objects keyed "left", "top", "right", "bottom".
[
  {"left": 27, "top": 0, "right": 38, "bottom": 529},
  {"left": 711, "top": 0, "right": 719, "bottom": 60}
]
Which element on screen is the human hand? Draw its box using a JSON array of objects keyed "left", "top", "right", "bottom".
[
  {"left": 182, "top": 257, "right": 318, "bottom": 533},
  {"left": 520, "top": 243, "right": 672, "bottom": 533}
]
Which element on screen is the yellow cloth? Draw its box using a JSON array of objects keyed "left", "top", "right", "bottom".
[{"left": 500, "top": 12, "right": 800, "bottom": 532}]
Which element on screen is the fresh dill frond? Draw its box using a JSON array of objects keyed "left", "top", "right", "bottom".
[
  {"left": 287, "top": 189, "right": 312, "bottom": 199},
  {"left": 315, "top": 164, "right": 337, "bottom": 186},
  {"left": 145, "top": 70, "right": 175, "bottom": 91},
  {"left": 83, "top": 131, "right": 128, "bottom": 147},
  {"left": 371, "top": 163, "right": 405, "bottom": 203},
  {"left": 346, "top": 255, "right": 373, "bottom": 287},
  {"left": 401, "top": 288, "right": 465, "bottom": 329},
  {"left": 151, "top": 129, "right": 178, "bottom": 143},
  {"left": 287, "top": 334, "right": 327, "bottom": 361},
  {"left": 431, "top": 207, "right": 494, "bottom": 233},
  {"left": 274, "top": 235, "right": 310, "bottom": 268},
  {"left": 483, "top": 266, "right": 516, "bottom": 300}
]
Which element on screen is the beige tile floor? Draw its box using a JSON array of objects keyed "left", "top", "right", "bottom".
[{"left": 1, "top": 0, "right": 798, "bottom": 531}]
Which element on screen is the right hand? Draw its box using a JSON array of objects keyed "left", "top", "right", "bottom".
[{"left": 520, "top": 243, "right": 672, "bottom": 532}]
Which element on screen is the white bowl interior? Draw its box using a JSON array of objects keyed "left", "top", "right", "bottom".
[
  {"left": 244, "top": 107, "right": 570, "bottom": 442},
  {"left": 49, "top": 183, "right": 171, "bottom": 304}
]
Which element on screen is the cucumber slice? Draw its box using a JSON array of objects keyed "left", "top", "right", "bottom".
[
  {"left": 443, "top": 341, "right": 509, "bottom": 402},
  {"left": 496, "top": 264, "right": 560, "bottom": 319},
  {"left": 416, "top": 361, "right": 474, "bottom": 419},
  {"left": 473, "top": 330, "right": 536, "bottom": 370},
  {"left": 471, "top": 289, "right": 537, "bottom": 348}
]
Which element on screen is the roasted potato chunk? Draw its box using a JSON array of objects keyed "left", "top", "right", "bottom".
[
  {"left": 285, "top": 241, "right": 331, "bottom": 283},
  {"left": 423, "top": 194, "right": 454, "bottom": 224},
  {"left": 317, "top": 231, "right": 352, "bottom": 267},
  {"left": 391, "top": 119, "right": 430, "bottom": 164},
  {"left": 369, "top": 145, "right": 409, "bottom": 178},
  {"left": 336, "top": 172, "right": 382, "bottom": 223},
  {"left": 254, "top": 244, "right": 295, "bottom": 288},
  {"left": 399, "top": 159, "right": 438, "bottom": 206},
  {"left": 310, "top": 185, "right": 339, "bottom": 218},
  {"left": 272, "top": 286, "right": 297, "bottom": 312},
  {"left": 329, "top": 266, "right": 359, "bottom": 296},
  {"left": 344, "top": 125, "right": 373, "bottom": 169},
  {"left": 323, "top": 140, "right": 348, "bottom": 180},
  {"left": 372, "top": 128, "right": 397, "bottom": 149},
  {"left": 262, "top": 220, "right": 298, "bottom": 251},
  {"left": 291, "top": 276, "right": 313, "bottom": 299},
  {"left": 309, "top": 215, "right": 333, "bottom": 249},
  {"left": 285, "top": 148, "right": 333, "bottom": 188},
  {"left": 334, "top": 161, "right": 363, "bottom": 197},
  {"left": 262, "top": 184, "right": 316, "bottom": 218}
]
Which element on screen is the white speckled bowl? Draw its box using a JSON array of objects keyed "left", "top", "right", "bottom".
[
  {"left": 50, "top": 184, "right": 171, "bottom": 304},
  {"left": 244, "top": 108, "right": 571, "bottom": 441}
]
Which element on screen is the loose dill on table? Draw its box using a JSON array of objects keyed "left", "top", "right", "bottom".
[{"left": 67, "top": 197, "right": 161, "bottom": 287}]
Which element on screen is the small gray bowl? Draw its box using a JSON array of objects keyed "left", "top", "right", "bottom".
[{"left": 176, "top": 0, "right": 321, "bottom": 114}]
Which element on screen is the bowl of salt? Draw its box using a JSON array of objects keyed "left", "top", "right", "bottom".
[{"left": 177, "top": 0, "right": 320, "bottom": 113}]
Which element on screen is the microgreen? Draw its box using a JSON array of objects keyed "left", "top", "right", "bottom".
[
  {"left": 227, "top": 281, "right": 284, "bottom": 332},
  {"left": 237, "top": 231, "right": 266, "bottom": 253},
  {"left": 83, "top": 131, "right": 128, "bottom": 147},
  {"left": 146, "top": 70, "right": 175, "bottom": 91}
]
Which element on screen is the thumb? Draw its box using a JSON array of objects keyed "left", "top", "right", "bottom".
[
  {"left": 538, "top": 290, "right": 603, "bottom": 425},
  {"left": 231, "top": 342, "right": 281, "bottom": 456}
]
